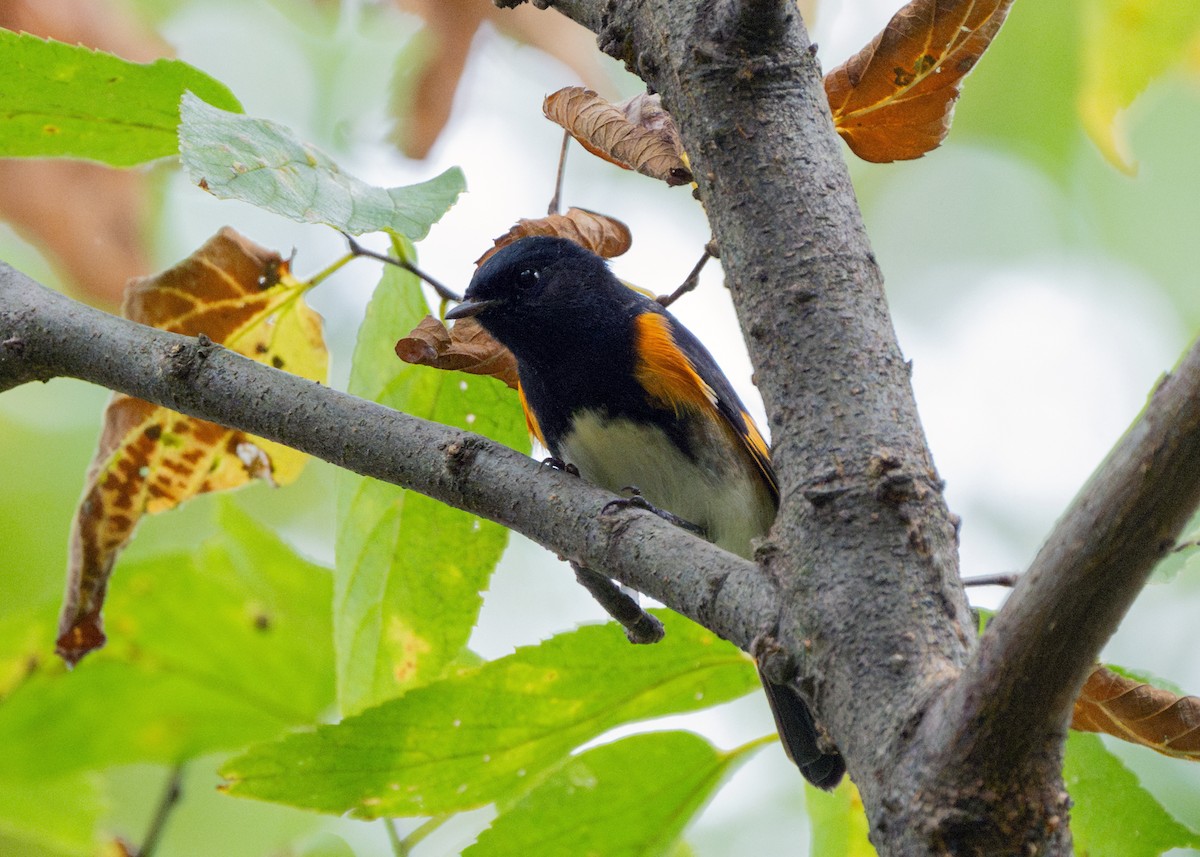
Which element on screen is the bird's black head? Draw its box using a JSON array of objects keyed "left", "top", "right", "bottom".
[{"left": 447, "top": 236, "right": 637, "bottom": 363}]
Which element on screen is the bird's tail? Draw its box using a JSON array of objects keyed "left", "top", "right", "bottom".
[{"left": 759, "top": 670, "right": 846, "bottom": 790}]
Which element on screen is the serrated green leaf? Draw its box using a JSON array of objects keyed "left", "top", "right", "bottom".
[
  {"left": 807, "top": 778, "right": 877, "bottom": 857},
  {"left": 221, "top": 611, "right": 760, "bottom": 817},
  {"left": 1080, "top": 1, "right": 1200, "bottom": 173},
  {"left": 465, "top": 732, "right": 739, "bottom": 857},
  {"left": 0, "top": 506, "right": 333, "bottom": 779},
  {"left": 0, "top": 29, "right": 241, "bottom": 166},
  {"left": 1065, "top": 732, "right": 1200, "bottom": 856},
  {"left": 0, "top": 773, "right": 101, "bottom": 856},
  {"left": 335, "top": 248, "right": 528, "bottom": 715},
  {"left": 178, "top": 93, "right": 464, "bottom": 239}
]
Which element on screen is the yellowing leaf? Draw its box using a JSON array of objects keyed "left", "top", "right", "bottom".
[
  {"left": 824, "top": 0, "right": 1015, "bottom": 162},
  {"left": 475, "top": 207, "right": 632, "bottom": 266},
  {"left": 57, "top": 228, "right": 328, "bottom": 665},
  {"left": 1080, "top": 0, "right": 1200, "bottom": 174},
  {"left": 543, "top": 87, "right": 692, "bottom": 185},
  {"left": 1071, "top": 665, "right": 1200, "bottom": 761}
]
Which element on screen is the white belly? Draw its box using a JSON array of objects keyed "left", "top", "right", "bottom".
[{"left": 557, "top": 411, "right": 775, "bottom": 559}]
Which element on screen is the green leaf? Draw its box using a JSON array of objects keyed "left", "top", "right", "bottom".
[
  {"left": 951, "top": 0, "right": 1083, "bottom": 180},
  {"left": 806, "top": 779, "right": 877, "bottom": 857},
  {"left": 0, "top": 505, "right": 334, "bottom": 779},
  {"left": 221, "top": 611, "right": 760, "bottom": 817},
  {"left": 1065, "top": 732, "right": 1200, "bottom": 856},
  {"left": 465, "top": 732, "right": 746, "bottom": 857},
  {"left": 335, "top": 246, "right": 528, "bottom": 715},
  {"left": 1080, "top": 0, "right": 1200, "bottom": 173},
  {"left": 178, "top": 93, "right": 465, "bottom": 239},
  {"left": 0, "top": 773, "right": 101, "bottom": 856},
  {"left": 0, "top": 29, "right": 241, "bottom": 166}
]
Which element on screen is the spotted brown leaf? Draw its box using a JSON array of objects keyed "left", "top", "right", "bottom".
[
  {"left": 57, "top": 228, "right": 328, "bottom": 665},
  {"left": 824, "top": 0, "right": 1015, "bottom": 162}
]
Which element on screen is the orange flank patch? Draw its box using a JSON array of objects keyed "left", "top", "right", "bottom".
[
  {"left": 740, "top": 409, "right": 778, "bottom": 500},
  {"left": 518, "top": 383, "right": 547, "bottom": 447},
  {"left": 632, "top": 313, "right": 717, "bottom": 416}
]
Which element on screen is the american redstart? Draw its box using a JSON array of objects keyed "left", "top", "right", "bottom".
[{"left": 446, "top": 235, "right": 845, "bottom": 789}]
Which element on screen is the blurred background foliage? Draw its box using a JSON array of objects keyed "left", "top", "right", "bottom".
[{"left": 1, "top": 0, "right": 1199, "bottom": 854}]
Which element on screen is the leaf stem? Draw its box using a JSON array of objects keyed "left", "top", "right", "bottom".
[
  {"left": 136, "top": 764, "right": 184, "bottom": 857},
  {"left": 385, "top": 815, "right": 449, "bottom": 856},
  {"left": 306, "top": 252, "right": 356, "bottom": 288}
]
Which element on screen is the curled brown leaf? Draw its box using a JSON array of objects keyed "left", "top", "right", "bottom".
[
  {"left": 823, "top": 0, "right": 1015, "bottom": 162},
  {"left": 476, "top": 208, "right": 632, "bottom": 266},
  {"left": 1071, "top": 664, "right": 1200, "bottom": 761},
  {"left": 543, "top": 86, "right": 692, "bottom": 185},
  {"left": 396, "top": 314, "right": 519, "bottom": 390}
]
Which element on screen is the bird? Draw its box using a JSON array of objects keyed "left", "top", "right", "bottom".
[{"left": 445, "top": 235, "right": 845, "bottom": 789}]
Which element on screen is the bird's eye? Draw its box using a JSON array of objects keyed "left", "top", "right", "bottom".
[{"left": 516, "top": 268, "right": 539, "bottom": 289}]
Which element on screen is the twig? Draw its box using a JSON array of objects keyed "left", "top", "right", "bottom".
[
  {"left": 571, "top": 562, "right": 665, "bottom": 644},
  {"left": 933, "top": 332, "right": 1200, "bottom": 772},
  {"left": 342, "top": 232, "right": 461, "bottom": 302},
  {"left": 960, "top": 572, "right": 1019, "bottom": 588},
  {"left": 548, "top": 129, "right": 571, "bottom": 215},
  {"left": 657, "top": 240, "right": 717, "bottom": 307},
  {"left": 135, "top": 764, "right": 184, "bottom": 857}
]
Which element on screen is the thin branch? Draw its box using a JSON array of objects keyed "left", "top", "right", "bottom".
[
  {"left": 933, "top": 335, "right": 1200, "bottom": 771},
  {"left": 135, "top": 764, "right": 184, "bottom": 857},
  {"left": 548, "top": 129, "right": 571, "bottom": 215},
  {"left": 656, "top": 240, "right": 717, "bottom": 308},
  {"left": 960, "top": 572, "right": 1019, "bottom": 588},
  {"left": 342, "top": 232, "right": 461, "bottom": 302},
  {"left": 0, "top": 262, "right": 774, "bottom": 654}
]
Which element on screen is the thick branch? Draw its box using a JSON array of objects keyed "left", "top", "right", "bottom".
[
  {"left": 935, "top": 337, "right": 1200, "bottom": 768},
  {"left": 0, "top": 262, "right": 774, "bottom": 653}
]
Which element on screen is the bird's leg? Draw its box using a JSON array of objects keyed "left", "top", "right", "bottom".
[
  {"left": 601, "top": 486, "right": 707, "bottom": 539},
  {"left": 540, "top": 456, "right": 580, "bottom": 477},
  {"left": 570, "top": 561, "right": 665, "bottom": 645}
]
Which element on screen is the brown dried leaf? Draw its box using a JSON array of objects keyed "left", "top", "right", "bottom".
[
  {"left": 824, "top": 0, "right": 1015, "bottom": 162},
  {"left": 543, "top": 86, "right": 693, "bottom": 186},
  {"left": 396, "top": 314, "right": 520, "bottom": 390},
  {"left": 57, "top": 228, "right": 329, "bottom": 666},
  {"left": 1071, "top": 665, "right": 1200, "bottom": 761},
  {"left": 475, "top": 207, "right": 632, "bottom": 266}
]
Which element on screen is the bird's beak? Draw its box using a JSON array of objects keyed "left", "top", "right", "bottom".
[{"left": 445, "top": 298, "right": 497, "bottom": 320}]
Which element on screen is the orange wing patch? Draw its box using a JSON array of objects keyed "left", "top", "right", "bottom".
[
  {"left": 740, "top": 408, "right": 778, "bottom": 501},
  {"left": 517, "top": 382, "right": 547, "bottom": 447},
  {"left": 633, "top": 313, "right": 718, "bottom": 415}
]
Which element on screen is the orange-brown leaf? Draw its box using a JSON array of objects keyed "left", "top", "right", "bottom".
[
  {"left": 824, "top": 0, "right": 1015, "bottom": 162},
  {"left": 57, "top": 228, "right": 328, "bottom": 666},
  {"left": 476, "top": 208, "right": 632, "bottom": 266},
  {"left": 396, "top": 314, "right": 520, "bottom": 390},
  {"left": 1071, "top": 665, "right": 1200, "bottom": 761},
  {"left": 543, "top": 86, "right": 693, "bottom": 186}
]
